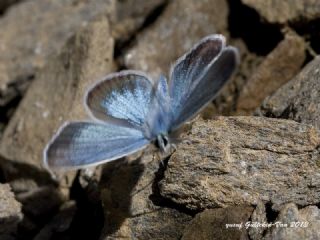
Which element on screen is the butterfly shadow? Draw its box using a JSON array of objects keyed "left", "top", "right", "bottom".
[{"left": 98, "top": 153, "right": 148, "bottom": 237}]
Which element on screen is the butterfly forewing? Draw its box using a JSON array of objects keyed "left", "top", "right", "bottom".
[
  {"left": 169, "top": 35, "right": 226, "bottom": 115},
  {"left": 44, "top": 122, "right": 149, "bottom": 170},
  {"left": 170, "top": 45, "right": 239, "bottom": 130},
  {"left": 85, "top": 71, "right": 154, "bottom": 129}
]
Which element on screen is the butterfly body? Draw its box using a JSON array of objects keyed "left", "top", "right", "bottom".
[{"left": 44, "top": 34, "right": 239, "bottom": 171}]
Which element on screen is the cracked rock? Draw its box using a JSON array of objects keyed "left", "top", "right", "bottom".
[
  {"left": 0, "top": 184, "right": 23, "bottom": 239},
  {"left": 241, "top": 0, "right": 320, "bottom": 24},
  {"left": 0, "top": 18, "right": 114, "bottom": 174},
  {"left": 111, "top": 0, "right": 166, "bottom": 41},
  {"left": 258, "top": 56, "right": 320, "bottom": 130},
  {"left": 123, "top": 0, "right": 229, "bottom": 80},
  {"left": 160, "top": 117, "right": 320, "bottom": 211},
  {"left": 236, "top": 31, "right": 306, "bottom": 115},
  {"left": 264, "top": 203, "right": 320, "bottom": 240},
  {"left": 181, "top": 207, "right": 253, "bottom": 240},
  {"left": 99, "top": 150, "right": 192, "bottom": 240}
]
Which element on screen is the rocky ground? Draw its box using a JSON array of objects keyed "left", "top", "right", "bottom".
[{"left": 0, "top": 0, "right": 320, "bottom": 239}]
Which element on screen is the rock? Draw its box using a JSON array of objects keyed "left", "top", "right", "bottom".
[
  {"left": 123, "top": 0, "right": 229, "bottom": 79},
  {"left": 0, "top": 0, "right": 22, "bottom": 14},
  {"left": 0, "top": 18, "right": 114, "bottom": 172},
  {"left": 248, "top": 201, "right": 267, "bottom": 240},
  {"left": 258, "top": 56, "right": 320, "bottom": 130},
  {"left": 0, "top": 184, "right": 23, "bottom": 238},
  {"left": 33, "top": 201, "right": 76, "bottom": 240},
  {"left": 111, "top": 0, "right": 166, "bottom": 40},
  {"left": 0, "top": 0, "right": 115, "bottom": 107},
  {"left": 9, "top": 178, "right": 38, "bottom": 194},
  {"left": 16, "top": 186, "right": 65, "bottom": 220},
  {"left": 99, "top": 151, "right": 192, "bottom": 239},
  {"left": 241, "top": 0, "right": 320, "bottom": 24},
  {"left": 181, "top": 207, "right": 253, "bottom": 240},
  {"left": 236, "top": 31, "right": 306, "bottom": 115},
  {"left": 159, "top": 117, "right": 320, "bottom": 211},
  {"left": 264, "top": 203, "right": 320, "bottom": 240}
]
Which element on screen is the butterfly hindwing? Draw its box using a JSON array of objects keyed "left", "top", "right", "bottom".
[{"left": 44, "top": 122, "right": 149, "bottom": 170}]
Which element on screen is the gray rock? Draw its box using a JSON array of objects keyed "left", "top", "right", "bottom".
[
  {"left": 264, "top": 203, "right": 320, "bottom": 240},
  {"left": 99, "top": 150, "right": 192, "bottom": 239},
  {"left": 258, "top": 56, "right": 320, "bottom": 130},
  {"left": 236, "top": 31, "right": 306, "bottom": 115},
  {"left": 0, "top": 184, "right": 23, "bottom": 238},
  {"left": 249, "top": 201, "right": 267, "bottom": 240},
  {"left": 0, "top": 0, "right": 115, "bottom": 107},
  {"left": 0, "top": 18, "right": 114, "bottom": 172},
  {"left": 160, "top": 117, "right": 320, "bottom": 211},
  {"left": 241, "top": 0, "right": 320, "bottom": 24},
  {"left": 123, "top": 0, "right": 229, "bottom": 80},
  {"left": 181, "top": 207, "right": 253, "bottom": 240}
]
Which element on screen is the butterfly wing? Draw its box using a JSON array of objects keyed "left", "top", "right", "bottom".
[
  {"left": 44, "top": 121, "right": 149, "bottom": 170},
  {"left": 168, "top": 35, "right": 239, "bottom": 130},
  {"left": 85, "top": 70, "right": 154, "bottom": 129}
]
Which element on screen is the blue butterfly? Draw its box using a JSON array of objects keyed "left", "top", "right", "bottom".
[{"left": 44, "top": 34, "right": 239, "bottom": 170}]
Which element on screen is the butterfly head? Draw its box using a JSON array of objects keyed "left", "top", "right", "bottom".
[{"left": 155, "top": 133, "right": 171, "bottom": 154}]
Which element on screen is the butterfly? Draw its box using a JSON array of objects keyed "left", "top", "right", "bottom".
[{"left": 44, "top": 34, "right": 239, "bottom": 170}]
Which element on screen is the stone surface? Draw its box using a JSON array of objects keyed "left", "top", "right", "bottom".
[
  {"left": 258, "top": 56, "right": 320, "bottom": 130},
  {"left": 181, "top": 207, "right": 253, "bottom": 240},
  {"left": 0, "top": 184, "right": 23, "bottom": 238},
  {"left": 241, "top": 0, "right": 320, "bottom": 24},
  {"left": 248, "top": 201, "right": 267, "bottom": 240},
  {"left": 111, "top": 0, "right": 166, "bottom": 40},
  {"left": 236, "top": 31, "right": 306, "bottom": 115},
  {"left": 0, "top": 0, "right": 22, "bottom": 13},
  {"left": 0, "top": 18, "right": 114, "bottom": 170},
  {"left": 0, "top": 0, "right": 115, "bottom": 107},
  {"left": 99, "top": 150, "right": 192, "bottom": 239},
  {"left": 16, "top": 186, "right": 65, "bottom": 220},
  {"left": 123, "top": 0, "right": 229, "bottom": 80},
  {"left": 264, "top": 203, "right": 320, "bottom": 240},
  {"left": 33, "top": 201, "right": 76, "bottom": 240},
  {"left": 160, "top": 117, "right": 320, "bottom": 211}
]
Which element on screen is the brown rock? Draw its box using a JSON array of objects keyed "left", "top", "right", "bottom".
[
  {"left": 0, "top": 18, "right": 114, "bottom": 171},
  {"left": 160, "top": 117, "right": 320, "bottom": 211},
  {"left": 258, "top": 56, "right": 320, "bottom": 130},
  {"left": 123, "top": 0, "right": 229, "bottom": 79},
  {"left": 0, "top": 184, "right": 23, "bottom": 238},
  {"left": 16, "top": 186, "right": 65, "bottom": 220},
  {"left": 264, "top": 203, "right": 320, "bottom": 240},
  {"left": 236, "top": 31, "right": 306, "bottom": 115},
  {"left": 181, "top": 207, "right": 253, "bottom": 240},
  {"left": 0, "top": 0, "right": 115, "bottom": 107},
  {"left": 0, "top": 0, "right": 21, "bottom": 13},
  {"left": 241, "top": 0, "right": 320, "bottom": 24},
  {"left": 111, "top": 0, "right": 166, "bottom": 40},
  {"left": 100, "top": 151, "right": 192, "bottom": 239}
]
